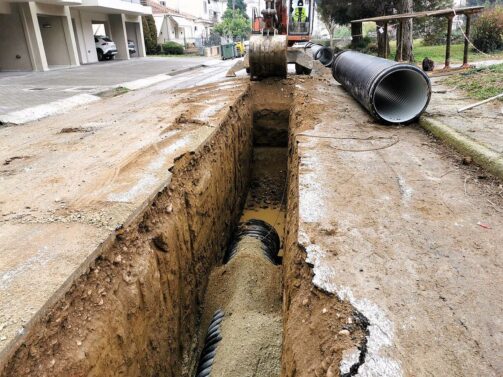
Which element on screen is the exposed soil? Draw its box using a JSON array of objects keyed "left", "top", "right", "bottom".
[
  {"left": 2, "top": 65, "right": 501, "bottom": 377},
  {"left": 0, "top": 86, "right": 254, "bottom": 377}
]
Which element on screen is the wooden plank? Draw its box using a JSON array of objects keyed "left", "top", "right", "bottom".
[{"left": 351, "top": 6, "right": 483, "bottom": 23}]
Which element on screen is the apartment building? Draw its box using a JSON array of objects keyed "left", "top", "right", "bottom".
[
  {"left": 150, "top": 0, "right": 225, "bottom": 46},
  {"left": 0, "top": 0, "right": 151, "bottom": 71}
]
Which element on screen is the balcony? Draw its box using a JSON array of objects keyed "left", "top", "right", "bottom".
[{"left": 79, "top": 0, "right": 151, "bottom": 15}]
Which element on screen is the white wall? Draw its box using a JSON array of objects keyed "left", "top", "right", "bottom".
[
  {"left": 163, "top": 0, "right": 207, "bottom": 19},
  {"left": 109, "top": 13, "right": 128, "bottom": 59},
  {"left": 38, "top": 15, "right": 71, "bottom": 66},
  {"left": 0, "top": 4, "right": 33, "bottom": 71},
  {"left": 125, "top": 21, "right": 139, "bottom": 57}
]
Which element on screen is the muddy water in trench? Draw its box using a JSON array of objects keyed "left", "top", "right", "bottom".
[
  {"left": 195, "top": 115, "right": 288, "bottom": 377},
  {"left": 240, "top": 147, "right": 287, "bottom": 255}
]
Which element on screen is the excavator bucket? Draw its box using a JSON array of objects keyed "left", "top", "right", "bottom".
[{"left": 248, "top": 35, "right": 287, "bottom": 80}]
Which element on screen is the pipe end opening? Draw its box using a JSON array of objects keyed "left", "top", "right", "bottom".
[{"left": 373, "top": 68, "right": 431, "bottom": 124}]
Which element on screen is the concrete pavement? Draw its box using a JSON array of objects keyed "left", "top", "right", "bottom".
[
  {"left": 292, "top": 77, "right": 502, "bottom": 376},
  {"left": 0, "top": 56, "right": 216, "bottom": 117},
  {"left": 420, "top": 75, "right": 503, "bottom": 179},
  {"left": 0, "top": 61, "right": 243, "bottom": 368}
]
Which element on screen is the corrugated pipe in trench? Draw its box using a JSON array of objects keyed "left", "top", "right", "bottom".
[{"left": 194, "top": 219, "right": 282, "bottom": 377}]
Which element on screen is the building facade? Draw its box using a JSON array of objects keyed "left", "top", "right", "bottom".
[
  {"left": 150, "top": 0, "right": 225, "bottom": 47},
  {"left": 0, "top": 0, "right": 151, "bottom": 72}
]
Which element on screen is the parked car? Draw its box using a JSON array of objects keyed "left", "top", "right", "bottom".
[
  {"left": 95, "top": 36, "right": 117, "bottom": 61},
  {"left": 128, "top": 40, "right": 136, "bottom": 55}
]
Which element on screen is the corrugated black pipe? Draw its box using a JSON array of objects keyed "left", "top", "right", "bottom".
[
  {"left": 331, "top": 51, "right": 431, "bottom": 124},
  {"left": 224, "top": 219, "right": 281, "bottom": 265},
  {"left": 306, "top": 42, "right": 334, "bottom": 67},
  {"left": 195, "top": 309, "right": 225, "bottom": 377}
]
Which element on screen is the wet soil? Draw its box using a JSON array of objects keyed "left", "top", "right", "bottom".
[{"left": 240, "top": 147, "right": 288, "bottom": 253}]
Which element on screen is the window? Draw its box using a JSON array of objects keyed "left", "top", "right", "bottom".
[{"left": 203, "top": 1, "right": 207, "bottom": 13}]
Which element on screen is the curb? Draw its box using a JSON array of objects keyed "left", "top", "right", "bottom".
[
  {"left": 0, "top": 94, "right": 101, "bottom": 126},
  {"left": 419, "top": 117, "right": 503, "bottom": 180}
]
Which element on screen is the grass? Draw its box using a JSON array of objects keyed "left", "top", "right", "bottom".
[
  {"left": 98, "top": 86, "right": 130, "bottom": 98},
  {"left": 149, "top": 54, "right": 189, "bottom": 57},
  {"left": 442, "top": 63, "right": 503, "bottom": 101},
  {"left": 386, "top": 40, "right": 503, "bottom": 64}
]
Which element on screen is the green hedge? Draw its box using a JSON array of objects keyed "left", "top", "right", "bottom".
[
  {"left": 162, "top": 41, "right": 184, "bottom": 55},
  {"left": 473, "top": 7, "right": 503, "bottom": 53}
]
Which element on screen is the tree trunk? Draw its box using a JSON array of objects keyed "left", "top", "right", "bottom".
[
  {"left": 329, "top": 24, "right": 336, "bottom": 50},
  {"left": 377, "top": 22, "right": 389, "bottom": 58},
  {"left": 396, "top": 0, "right": 414, "bottom": 62},
  {"left": 376, "top": 2, "right": 392, "bottom": 58}
]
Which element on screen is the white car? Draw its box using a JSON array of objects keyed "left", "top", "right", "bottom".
[
  {"left": 95, "top": 36, "right": 117, "bottom": 61},
  {"left": 128, "top": 40, "right": 136, "bottom": 54}
]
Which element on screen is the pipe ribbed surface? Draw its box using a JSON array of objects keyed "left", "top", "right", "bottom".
[
  {"left": 225, "top": 219, "right": 281, "bottom": 265},
  {"left": 331, "top": 51, "right": 431, "bottom": 124},
  {"left": 195, "top": 310, "right": 224, "bottom": 377}
]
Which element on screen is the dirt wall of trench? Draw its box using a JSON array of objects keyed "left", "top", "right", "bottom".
[
  {"left": 281, "top": 78, "right": 367, "bottom": 377},
  {"left": 0, "top": 90, "right": 253, "bottom": 377}
]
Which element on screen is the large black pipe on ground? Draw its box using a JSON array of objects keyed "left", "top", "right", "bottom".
[
  {"left": 307, "top": 43, "right": 334, "bottom": 67},
  {"left": 331, "top": 51, "right": 431, "bottom": 124}
]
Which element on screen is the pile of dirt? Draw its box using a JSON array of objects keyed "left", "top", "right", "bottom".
[{"left": 198, "top": 237, "right": 283, "bottom": 377}]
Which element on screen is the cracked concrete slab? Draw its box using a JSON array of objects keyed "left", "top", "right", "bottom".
[{"left": 295, "top": 79, "right": 503, "bottom": 376}]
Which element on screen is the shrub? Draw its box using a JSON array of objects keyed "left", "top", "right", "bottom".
[
  {"left": 142, "top": 15, "right": 159, "bottom": 55},
  {"left": 162, "top": 41, "right": 184, "bottom": 55},
  {"left": 352, "top": 36, "right": 372, "bottom": 51},
  {"left": 473, "top": 7, "right": 503, "bottom": 53}
]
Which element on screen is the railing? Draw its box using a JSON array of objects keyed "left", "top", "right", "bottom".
[{"left": 121, "top": 0, "right": 142, "bottom": 4}]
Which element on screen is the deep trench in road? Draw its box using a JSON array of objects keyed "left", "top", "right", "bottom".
[
  {"left": 192, "top": 105, "right": 289, "bottom": 377},
  {"left": 2, "top": 79, "right": 367, "bottom": 377}
]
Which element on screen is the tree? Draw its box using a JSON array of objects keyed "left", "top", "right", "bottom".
[
  {"left": 227, "top": 0, "right": 247, "bottom": 16},
  {"left": 395, "top": 0, "right": 414, "bottom": 61},
  {"left": 317, "top": 1, "right": 394, "bottom": 57},
  {"left": 142, "top": 15, "right": 159, "bottom": 55},
  {"left": 317, "top": 0, "right": 455, "bottom": 61},
  {"left": 317, "top": 3, "right": 337, "bottom": 48},
  {"left": 414, "top": 0, "right": 453, "bottom": 46},
  {"left": 214, "top": 9, "right": 251, "bottom": 39}
]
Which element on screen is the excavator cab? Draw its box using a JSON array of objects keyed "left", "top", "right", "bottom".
[{"left": 288, "top": 0, "right": 314, "bottom": 40}]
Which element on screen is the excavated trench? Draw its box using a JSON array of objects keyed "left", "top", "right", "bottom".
[
  {"left": 1, "top": 79, "right": 366, "bottom": 377},
  {"left": 192, "top": 99, "right": 289, "bottom": 377}
]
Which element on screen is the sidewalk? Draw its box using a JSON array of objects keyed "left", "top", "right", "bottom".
[
  {"left": 0, "top": 57, "right": 216, "bottom": 118},
  {"left": 421, "top": 74, "right": 503, "bottom": 178}
]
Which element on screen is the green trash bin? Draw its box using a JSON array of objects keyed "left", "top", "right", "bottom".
[{"left": 221, "top": 44, "right": 235, "bottom": 60}]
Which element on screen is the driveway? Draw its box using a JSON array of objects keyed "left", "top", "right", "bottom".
[{"left": 0, "top": 56, "right": 216, "bottom": 115}]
